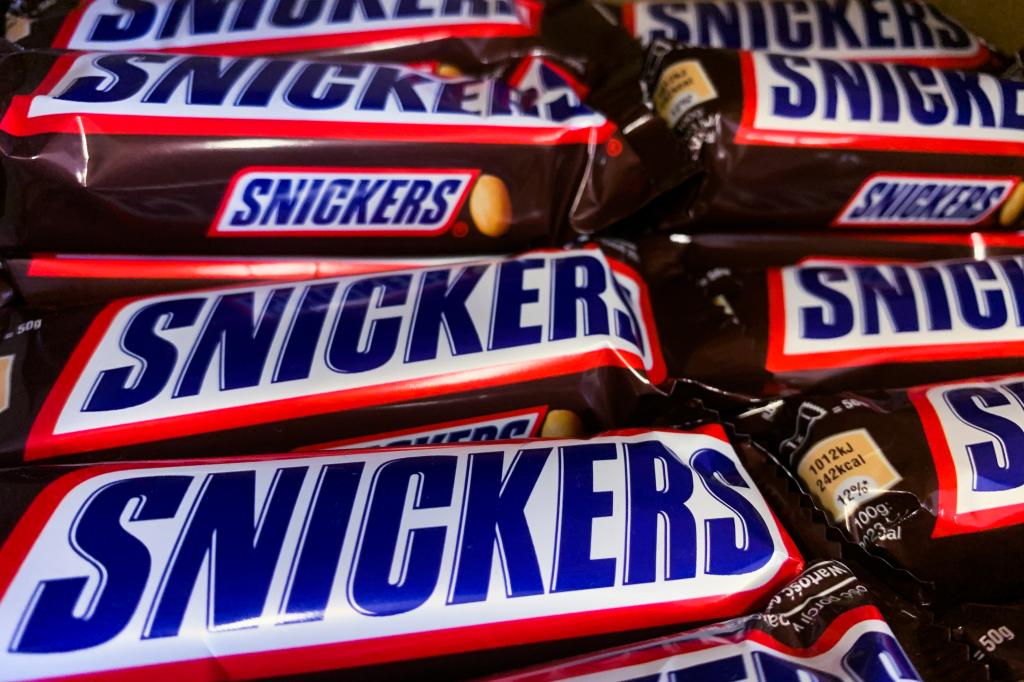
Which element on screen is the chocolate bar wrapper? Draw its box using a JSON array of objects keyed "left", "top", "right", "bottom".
[
  {"left": 486, "top": 560, "right": 930, "bottom": 682},
  {"left": 946, "top": 602, "right": 1024, "bottom": 680},
  {"left": 638, "top": 382, "right": 989, "bottom": 679},
  {"left": 0, "top": 247, "right": 668, "bottom": 462},
  {"left": 4, "top": 0, "right": 614, "bottom": 76},
  {"left": 641, "top": 240, "right": 1024, "bottom": 394},
  {"left": 613, "top": 0, "right": 1006, "bottom": 71},
  {"left": 2, "top": 253, "right": 481, "bottom": 305},
  {"left": 0, "top": 45, "right": 685, "bottom": 256},
  {"left": 0, "top": 427, "right": 803, "bottom": 679},
  {"left": 733, "top": 375, "right": 1024, "bottom": 604},
  {"left": 641, "top": 42, "right": 1024, "bottom": 232}
]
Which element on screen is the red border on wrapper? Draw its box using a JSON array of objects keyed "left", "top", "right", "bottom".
[{"left": 24, "top": 255, "right": 448, "bottom": 281}]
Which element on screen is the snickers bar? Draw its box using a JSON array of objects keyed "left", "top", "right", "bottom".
[
  {"left": 490, "top": 561, "right": 924, "bottom": 681},
  {"left": 6, "top": 0, "right": 558, "bottom": 74},
  {"left": 645, "top": 248, "right": 1024, "bottom": 394},
  {"left": 735, "top": 374, "right": 1024, "bottom": 601},
  {"left": 0, "top": 428, "right": 802, "bottom": 679},
  {"left": 641, "top": 43, "right": 1024, "bottom": 232},
  {"left": 0, "top": 248, "right": 667, "bottom": 462},
  {"left": 0, "top": 47, "right": 682, "bottom": 255},
  {"left": 616, "top": 0, "right": 1003, "bottom": 70}
]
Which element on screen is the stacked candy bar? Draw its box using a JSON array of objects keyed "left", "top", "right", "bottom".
[{"left": 0, "top": 1, "right": 1021, "bottom": 679}]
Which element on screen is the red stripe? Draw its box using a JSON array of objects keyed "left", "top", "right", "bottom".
[
  {"left": 620, "top": 4, "right": 636, "bottom": 36},
  {"left": 0, "top": 97, "right": 616, "bottom": 145},
  {"left": 764, "top": 268, "right": 788, "bottom": 376},
  {"left": 868, "top": 232, "right": 1024, "bottom": 248},
  {"left": 767, "top": 337, "right": 1024, "bottom": 374},
  {"left": 736, "top": 126, "right": 1024, "bottom": 157},
  {"left": 855, "top": 44, "right": 993, "bottom": 70},
  {"left": 24, "top": 256, "right": 434, "bottom": 281}
]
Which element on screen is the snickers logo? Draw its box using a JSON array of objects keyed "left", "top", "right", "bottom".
[
  {"left": 210, "top": 167, "right": 477, "bottom": 236},
  {"left": 834, "top": 174, "right": 1019, "bottom": 228},
  {"left": 738, "top": 51, "right": 1024, "bottom": 156},
  {"left": 0, "top": 53, "right": 609, "bottom": 143},
  {"left": 626, "top": 0, "right": 982, "bottom": 67},
  {"left": 26, "top": 249, "right": 665, "bottom": 460},
  {"left": 0, "top": 430, "right": 800, "bottom": 679},
  {"left": 767, "top": 256, "right": 1024, "bottom": 373},
  {"left": 53, "top": 0, "right": 533, "bottom": 55},
  {"left": 910, "top": 374, "right": 1024, "bottom": 537}
]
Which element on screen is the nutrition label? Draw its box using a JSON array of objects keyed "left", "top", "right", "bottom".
[{"left": 797, "top": 428, "right": 903, "bottom": 523}]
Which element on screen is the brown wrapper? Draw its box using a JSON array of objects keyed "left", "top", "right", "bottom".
[
  {"left": 0, "top": 247, "right": 669, "bottom": 464},
  {"left": 0, "top": 42, "right": 686, "bottom": 256},
  {"left": 486, "top": 560, "right": 987, "bottom": 682},
  {"left": 733, "top": 378, "right": 1024, "bottom": 606},
  {"left": 945, "top": 602, "right": 1024, "bottom": 681},
  {"left": 635, "top": 233, "right": 1024, "bottom": 395},
  {"left": 641, "top": 41, "right": 1024, "bottom": 232}
]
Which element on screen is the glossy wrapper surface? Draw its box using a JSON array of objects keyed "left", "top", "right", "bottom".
[
  {"left": 0, "top": 248, "right": 668, "bottom": 463},
  {"left": 487, "top": 560, "right": 922, "bottom": 682},
  {"left": 637, "top": 234, "right": 1024, "bottom": 394},
  {"left": 0, "top": 40, "right": 684, "bottom": 256},
  {"left": 0, "top": 428, "right": 802, "bottom": 679},
  {"left": 734, "top": 377, "right": 1024, "bottom": 603},
  {"left": 641, "top": 42, "right": 1024, "bottom": 232}
]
